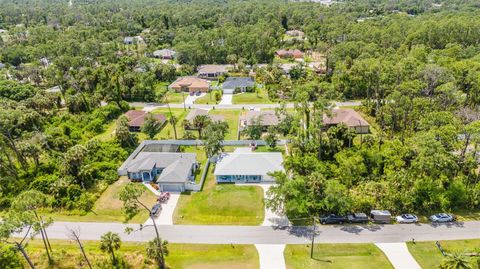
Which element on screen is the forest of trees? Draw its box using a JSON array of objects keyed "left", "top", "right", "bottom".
[{"left": 1, "top": 0, "right": 480, "bottom": 266}]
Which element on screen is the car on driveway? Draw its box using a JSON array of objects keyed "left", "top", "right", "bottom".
[
  {"left": 396, "top": 214, "right": 418, "bottom": 223},
  {"left": 429, "top": 213, "right": 454, "bottom": 223},
  {"left": 150, "top": 204, "right": 162, "bottom": 217},
  {"left": 320, "top": 214, "right": 347, "bottom": 225},
  {"left": 347, "top": 213, "right": 369, "bottom": 224}
]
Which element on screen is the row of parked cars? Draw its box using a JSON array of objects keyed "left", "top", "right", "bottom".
[{"left": 320, "top": 210, "right": 456, "bottom": 225}]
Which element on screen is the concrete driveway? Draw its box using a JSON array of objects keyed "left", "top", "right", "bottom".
[
  {"left": 185, "top": 93, "right": 206, "bottom": 105},
  {"left": 255, "top": 244, "right": 286, "bottom": 269},
  {"left": 376, "top": 243, "right": 421, "bottom": 269},
  {"left": 143, "top": 183, "right": 181, "bottom": 225},
  {"left": 219, "top": 93, "right": 233, "bottom": 105}
]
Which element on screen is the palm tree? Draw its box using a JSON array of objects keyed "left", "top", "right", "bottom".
[
  {"left": 170, "top": 116, "right": 178, "bottom": 140},
  {"left": 146, "top": 238, "right": 169, "bottom": 269},
  {"left": 193, "top": 115, "right": 210, "bottom": 139},
  {"left": 99, "top": 232, "right": 121, "bottom": 266},
  {"left": 440, "top": 253, "right": 472, "bottom": 269}
]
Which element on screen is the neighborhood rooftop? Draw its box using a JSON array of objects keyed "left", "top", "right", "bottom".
[
  {"left": 242, "top": 110, "right": 281, "bottom": 126},
  {"left": 222, "top": 77, "right": 255, "bottom": 89},
  {"left": 214, "top": 149, "right": 284, "bottom": 177},
  {"left": 323, "top": 108, "right": 369, "bottom": 127},
  {"left": 124, "top": 110, "right": 166, "bottom": 129},
  {"left": 124, "top": 152, "right": 196, "bottom": 174}
]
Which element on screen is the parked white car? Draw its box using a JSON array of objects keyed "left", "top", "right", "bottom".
[
  {"left": 396, "top": 214, "right": 418, "bottom": 223},
  {"left": 429, "top": 213, "right": 454, "bottom": 223}
]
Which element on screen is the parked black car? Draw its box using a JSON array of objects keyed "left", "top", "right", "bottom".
[
  {"left": 319, "top": 214, "right": 347, "bottom": 225},
  {"left": 347, "top": 213, "right": 369, "bottom": 224},
  {"left": 150, "top": 204, "right": 162, "bottom": 217}
]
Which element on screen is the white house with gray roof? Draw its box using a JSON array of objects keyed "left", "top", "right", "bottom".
[
  {"left": 120, "top": 151, "right": 198, "bottom": 192},
  {"left": 222, "top": 77, "right": 255, "bottom": 94},
  {"left": 214, "top": 148, "right": 284, "bottom": 183}
]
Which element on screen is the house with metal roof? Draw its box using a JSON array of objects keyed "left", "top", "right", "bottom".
[
  {"left": 222, "top": 77, "right": 255, "bottom": 94},
  {"left": 214, "top": 148, "right": 284, "bottom": 183},
  {"left": 121, "top": 152, "right": 198, "bottom": 192}
]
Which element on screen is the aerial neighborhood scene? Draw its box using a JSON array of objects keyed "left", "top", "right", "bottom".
[{"left": 1, "top": 0, "right": 480, "bottom": 268}]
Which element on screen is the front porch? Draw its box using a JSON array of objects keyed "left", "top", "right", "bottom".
[{"left": 216, "top": 175, "right": 262, "bottom": 183}]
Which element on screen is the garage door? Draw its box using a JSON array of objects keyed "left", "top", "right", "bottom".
[
  {"left": 223, "top": 88, "right": 234, "bottom": 94},
  {"left": 161, "top": 184, "right": 184, "bottom": 192}
]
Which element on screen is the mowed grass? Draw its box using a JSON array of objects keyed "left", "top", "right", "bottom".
[
  {"left": 151, "top": 108, "right": 189, "bottom": 139},
  {"left": 407, "top": 239, "right": 480, "bottom": 269},
  {"left": 208, "top": 109, "right": 241, "bottom": 140},
  {"left": 24, "top": 239, "right": 259, "bottom": 269},
  {"left": 232, "top": 88, "right": 271, "bottom": 104},
  {"left": 195, "top": 92, "right": 219, "bottom": 104},
  {"left": 284, "top": 244, "right": 393, "bottom": 269},
  {"left": 165, "top": 91, "right": 187, "bottom": 104},
  {"left": 42, "top": 177, "right": 157, "bottom": 223},
  {"left": 173, "top": 165, "right": 265, "bottom": 225}
]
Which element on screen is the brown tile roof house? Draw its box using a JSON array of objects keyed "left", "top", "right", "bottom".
[
  {"left": 240, "top": 110, "right": 280, "bottom": 130},
  {"left": 276, "top": 49, "right": 304, "bottom": 59},
  {"left": 323, "top": 108, "right": 370, "bottom": 134},
  {"left": 124, "top": 110, "right": 167, "bottom": 132},
  {"left": 184, "top": 109, "right": 225, "bottom": 128},
  {"left": 169, "top": 76, "right": 211, "bottom": 93},
  {"left": 197, "top": 64, "right": 232, "bottom": 79}
]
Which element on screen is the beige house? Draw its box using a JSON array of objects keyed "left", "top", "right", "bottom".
[
  {"left": 323, "top": 108, "right": 370, "bottom": 134},
  {"left": 240, "top": 110, "right": 280, "bottom": 131},
  {"left": 169, "top": 76, "right": 211, "bottom": 93},
  {"left": 184, "top": 108, "right": 224, "bottom": 129},
  {"left": 197, "top": 64, "right": 231, "bottom": 79}
]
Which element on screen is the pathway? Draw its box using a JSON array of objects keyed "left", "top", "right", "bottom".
[
  {"left": 219, "top": 93, "right": 233, "bottom": 105},
  {"left": 142, "top": 183, "right": 181, "bottom": 225},
  {"left": 255, "top": 244, "right": 286, "bottom": 269},
  {"left": 185, "top": 93, "right": 206, "bottom": 105},
  {"left": 375, "top": 243, "right": 421, "bottom": 269}
]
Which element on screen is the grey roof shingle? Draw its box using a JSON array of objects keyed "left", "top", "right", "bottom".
[
  {"left": 125, "top": 152, "right": 196, "bottom": 174},
  {"left": 214, "top": 151, "right": 284, "bottom": 176},
  {"left": 222, "top": 77, "right": 255, "bottom": 90}
]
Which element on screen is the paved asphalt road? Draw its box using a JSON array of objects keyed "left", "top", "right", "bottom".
[
  {"left": 129, "top": 101, "right": 362, "bottom": 110},
  {"left": 36, "top": 221, "right": 480, "bottom": 244}
]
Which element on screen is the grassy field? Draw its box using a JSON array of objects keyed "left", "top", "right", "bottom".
[
  {"left": 24, "top": 239, "right": 259, "bottom": 269},
  {"left": 165, "top": 90, "right": 187, "bottom": 104},
  {"left": 41, "top": 177, "right": 157, "bottom": 223},
  {"left": 208, "top": 109, "right": 241, "bottom": 140},
  {"left": 173, "top": 165, "right": 264, "bottom": 225},
  {"left": 232, "top": 88, "right": 271, "bottom": 104},
  {"left": 284, "top": 244, "right": 393, "bottom": 269},
  {"left": 407, "top": 239, "right": 480, "bottom": 269},
  {"left": 92, "top": 120, "right": 116, "bottom": 141},
  {"left": 151, "top": 108, "right": 190, "bottom": 139},
  {"left": 195, "top": 92, "right": 219, "bottom": 104}
]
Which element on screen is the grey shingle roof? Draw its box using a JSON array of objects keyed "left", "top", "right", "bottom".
[
  {"left": 222, "top": 77, "right": 255, "bottom": 90},
  {"left": 214, "top": 151, "right": 284, "bottom": 176},
  {"left": 125, "top": 152, "right": 196, "bottom": 174},
  {"left": 158, "top": 158, "right": 194, "bottom": 183}
]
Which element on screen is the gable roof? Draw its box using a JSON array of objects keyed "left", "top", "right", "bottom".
[
  {"left": 222, "top": 77, "right": 255, "bottom": 90},
  {"left": 197, "top": 64, "right": 231, "bottom": 74},
  {"left": 169, "top": 76, "right": 210, "bottom": 90},
  {"left": 276, "top": 49, "right": 304, "bottom": 59},
  {"left": 243, "top": 110, "right": 280, "bottom": 126},
  {"left": 323, "top": 108, "right": 369, "bottom": 127},
  {"left": 153, "top": 49, "right": 176, "bottom": 58},
  {"left": 124, "top": 110, "right": 167, "bottom": 128},
  {"left": 125, "top": 152, "right": 196, "bottom": 174},
  {"left": 158, "top": 158, "right": 195, "bottom": 183},
  {"left": 214, "top": 151, "right": 284, "bottom": 176}
]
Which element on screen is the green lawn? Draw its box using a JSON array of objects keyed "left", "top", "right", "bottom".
[
  {"left": 92, "top": 120, "right": 116, "bottom": 141},
  {"left": 151, "top": 108, "right": 190, "bottom": 139},
  {"left": 284, "top": 244, "right": 393, "bottom": 269},
  {"left": 208, "top": 109, "right": 241, "bottom": 140},
  {"left": 195, "top": 92, "right": 219, "bottom": 104},
  {"left": 25, "top": 239, "right": 259, "bottom": 269},
  {"left": 407, "top": 239, "right": 480, "bottom": 269},
  {"left": 165, "top": 91, "right": 187, "bottom": 104},
  {"left": 41, "top": 177, "right": 157, "bottom": 223},
  {"left": 173, "top": 165, "right": 265, "bottom": 225},
  {"left": 232, "top": 88, "right": 271, "bottom": 104}
]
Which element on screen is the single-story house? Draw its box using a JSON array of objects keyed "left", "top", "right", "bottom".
[
  {"left": 323, "top": 108, "right": 370, "bottom": 134},
  {"left": 276, "top": 49, "right": 304, "bottom": 59},
  {"left": 285, "top": 30, "right": 305, "bottom": 38},
  {"left": 197, "top": 64, "right": 231, "bottom": 79},
  {"left": 124, "top": 36, "right": 144, "bottom": 45},
  {"left": 240, "top": 110, "right": 280, "bottom": 130},
  {"left": 184, "top": 108, "right": 224, "bottom": 127},
  {"left": 124, "top": 110, "right": 167, "bottom": 132},
  {"left": 153, "top": 49, "right": 176, "bottom": 59},
  {"left": 122, "top": 152, "right": 198, "bottom": 192},
  {"left": 169, "top": 76, "right": 210, "bottom": 94},
  {"left": 222, "top": 77, "right": 255, "bottom": 94},
  {"left": 214, "top": 148, "right": 284, "bottom": 183}
]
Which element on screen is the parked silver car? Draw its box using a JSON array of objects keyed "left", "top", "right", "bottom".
[
  {"left": 429, "top": 213, "right": 454, "bottom": 223},
  {"left": 396, "top": 214, "right": 418, "bottom": 223}
]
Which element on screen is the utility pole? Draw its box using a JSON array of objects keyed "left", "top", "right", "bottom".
[{"left": 310, "top": 216, "right": 316, "bottom": 258}]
